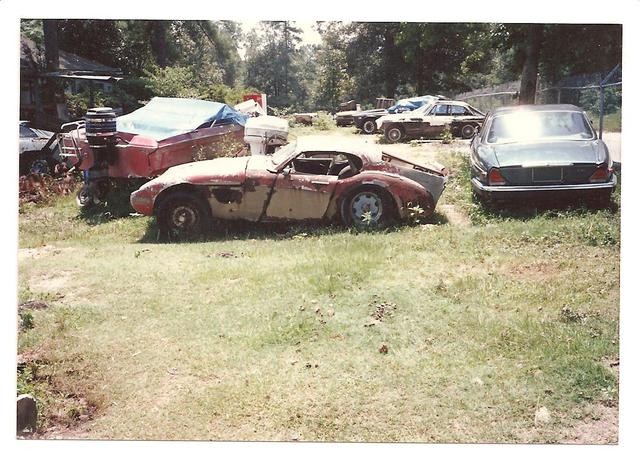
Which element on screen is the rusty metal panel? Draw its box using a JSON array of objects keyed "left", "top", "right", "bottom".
[{"left": 265, "top": 173, "right": 338, "bottom": 220}]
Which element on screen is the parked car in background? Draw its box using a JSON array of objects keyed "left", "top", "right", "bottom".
[
  {"left": 130, "top": 137, "right": 448, "bottom": 237},
  {"left": 376, "top": 100, "right": 485, "bottom": 142},
  {"left": 335, "top": 109, "right": 360, "bottom": 127},
  {"left": 353, "top": 95, "right": 445, "bottom": 134},
  {"left": 469, "top": 104, "right": 616, "bottom": 205},
  {"left": 19, "top": 122, "right": 61, "bottom": 175}
]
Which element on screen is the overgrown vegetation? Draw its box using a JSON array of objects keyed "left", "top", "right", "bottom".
[
  {"left": 18, "top": 140, "right": 619, "bottom": 442},
  {"left": 22, "top": 20, "right": 622, "bottom": 115}
]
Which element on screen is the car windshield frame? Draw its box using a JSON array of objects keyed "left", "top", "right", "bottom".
[
  {"left": 269, "top": 141, "right": 299, "bottom": 171},
  {"left": 483, "top": 110, "right": 597, "bottom": 144}
]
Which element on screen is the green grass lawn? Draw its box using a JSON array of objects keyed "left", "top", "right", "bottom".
[{"left": 17, "top": 147, "right": 620, "bottom": 442}]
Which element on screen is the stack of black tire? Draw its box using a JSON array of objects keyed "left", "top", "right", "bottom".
[{"left": 84, "top": 107, "right": 117, "bottom": 179}]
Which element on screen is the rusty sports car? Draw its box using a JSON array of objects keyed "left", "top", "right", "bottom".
[{"left": 130, "top": 137, "right": 448, "bottom": 237}]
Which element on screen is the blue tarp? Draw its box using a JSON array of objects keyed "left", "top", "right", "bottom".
[
  {"left": 116, "top": 97, "right": 248, "bottom": 141},
  {"left": 387, "top": 95, "right": 438, "bottom": 114}
]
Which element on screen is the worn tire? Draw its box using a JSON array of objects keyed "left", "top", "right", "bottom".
[
  {"left": 29, "top": 159, "right": 50, "bottom": 175},
  {"left": 362, "top": 119, "right": 377, "bottom": 134},
  {"left": 460, "top": 123, "right": 476, "bottom": 139},
  {"left": 76, "top": 181, "right": 108, "bottom": 208},
  {"left": 157, "top": 191, "right": 209, "bottom": 239},
  {"left": 341, "top": 186, "right": 394, "bottom": 229},
  {"left": 76, "top": 186, "right": 94, "bottom": 208},
  {"left": 460, "top": 124, "right": 475, "bottom": 139},
  {"left": 385, "top": 125, "right": 404, "bottom": 143}
]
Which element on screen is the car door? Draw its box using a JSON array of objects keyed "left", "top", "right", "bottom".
[
  {"left": 401, "top": 110, "right": 428, "bottom": 137},
  {"left": 417, "top": 104, "right": 449, "bottom": 137},
  {"left": 264, "top": 153, "right": 339, "bottom": 221}
]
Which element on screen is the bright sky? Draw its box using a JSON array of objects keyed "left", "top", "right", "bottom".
[{"left": 239, "top": 20, "right": 323, "bottom": 58}]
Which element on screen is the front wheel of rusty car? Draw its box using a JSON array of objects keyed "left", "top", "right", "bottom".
[
  {"left": 385, "top": 125, "right": 405, "bottom": 143},
  {"left": 342, "top": 187, "right": 394, "bottom": 229},
  {"left": 157, "top": 192, "right": 209, "bottom": 240}
]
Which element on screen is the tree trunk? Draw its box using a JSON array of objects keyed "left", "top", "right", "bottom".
[
  {"left": 151, "top": 21, "right": 168, "bottom": 68},
  {"left": 382, "top": 25, "right": 399, "bottom": 97},
  {"left": 283, "top": 22, "right": 290, "bottom": 103},
  {"left": 42, "top": 19, "right": 59, "bottom": 72},
  {"left": 519, "top": 24, "right": 544, "bottom": 105},
  {"left": 40, "top": 20, "right": 60, "bottom": 128}
]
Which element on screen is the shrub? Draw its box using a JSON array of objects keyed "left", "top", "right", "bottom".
[
  {"left": 441, "top": 126, "right": 454, "bottom": 144},
  {"left": 312, "top": 112, "right": 335, "bottom": 131},
  {"left": 66, "top": 89, "right": 121, "bottom": 119},
  {"left": 143, "top": 65, "right": 258, "bottom": 106},
  {"left": 579, "top": 86, "right": 621, "bottom": 116}
]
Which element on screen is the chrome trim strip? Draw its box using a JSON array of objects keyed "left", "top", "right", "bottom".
[{"left": 471, "top": 174, "right": 616, "bottom": 193}]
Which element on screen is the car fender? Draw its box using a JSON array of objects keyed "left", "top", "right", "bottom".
[{"left": 329, "top": 173, "right": 434, "bottom": 221}]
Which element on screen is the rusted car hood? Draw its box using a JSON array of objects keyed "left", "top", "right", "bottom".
[{"left": 159, "top": 156, "right": 255, "bottom": 185}]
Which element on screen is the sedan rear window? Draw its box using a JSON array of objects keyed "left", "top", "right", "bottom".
[{"left": 487, "top": 111, "right": 595, "bottom": 144}]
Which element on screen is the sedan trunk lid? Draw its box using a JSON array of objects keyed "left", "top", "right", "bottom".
[{"left": 493, "top": 140, "right": 601, "bottom": 168}]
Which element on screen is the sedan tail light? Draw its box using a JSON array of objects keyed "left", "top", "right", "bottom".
[
  {"left": 488, "top": 168, "right": 506, "bottom": 186},
  {"left": 589, "top": 165, "right": 612, "bottom": 183}
]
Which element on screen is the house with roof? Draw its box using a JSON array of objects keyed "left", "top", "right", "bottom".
[{"left": 20, "top": 35, "right": 123, "bottom": 128}]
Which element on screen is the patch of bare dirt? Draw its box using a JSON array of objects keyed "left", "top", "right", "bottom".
[
  {"left": 27, "top": 271, "right": 74, "bottom": 295},
  {"left": 17, "top": 352, "right": 101, "bottom": 440},
  {"left": 19, "top": 245, "right": 79, "bottom": 262},
  {"left": 603, "top": 357, "right": 620, "bottom": 381},
  {"left": 438, "top": 204, "right": 471, "bottom": 227},
  {"left": 18, "top": 245, "right": 59, "bottom": 261},
  {"left": 503, "top": 261, "right": 561, "bottom": 281},
  {"left": 560, "top": 405, "right": 618, "bottom": 444}
]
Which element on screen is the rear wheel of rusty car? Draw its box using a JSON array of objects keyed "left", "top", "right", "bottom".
[
  {"left": 157, "top": 192, "right": 209, "bottom": 239},
  {"left": 342, "top": 187, "right": 394, "bottom": 229}
]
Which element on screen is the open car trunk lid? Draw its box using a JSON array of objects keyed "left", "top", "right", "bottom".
[{"left": 381, "top": 152, "right": 448, "bottom": 203}]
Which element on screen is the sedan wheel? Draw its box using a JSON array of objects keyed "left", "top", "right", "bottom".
[
  {"left": 363, "top": 120, "right": 376, "bottom": 134},
  {"left": 461, "top": 124, "right": 476, "bottom": 139},
  {"left": 385, "top": 126, "right": 404, "bottom": 143}
]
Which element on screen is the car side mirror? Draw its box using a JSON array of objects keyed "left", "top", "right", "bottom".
[{"left": 282, "top": 167, "right": 292, "bottom": 177}]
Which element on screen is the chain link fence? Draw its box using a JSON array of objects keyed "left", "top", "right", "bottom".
[{"left": 455, "top": 66, "right": 622, "bottom": 135}]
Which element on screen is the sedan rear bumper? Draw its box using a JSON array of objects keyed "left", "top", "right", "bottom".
[{"left": 471, "top": 175, "right": 616, "bottom": 200}]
